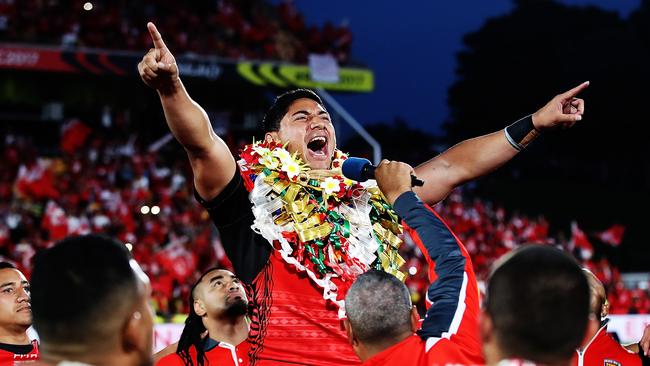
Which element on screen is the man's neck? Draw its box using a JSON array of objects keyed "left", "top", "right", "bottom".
[
  {"left": 359, "top": 330, "right": 413, "bottom": 362},
  {"left": 204, "top": 314, "right": 249, "bottom": 346},
  {"left": 0, "top": 326, "right": 30, "bottom": 344}
]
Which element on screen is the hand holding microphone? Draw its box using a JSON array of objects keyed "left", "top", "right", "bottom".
[
  {"left": 342, "top": 157, "right": 424, "bottom": 205},
  {"left": 341, "top": 157, "right": 424, "bottom": 186}
]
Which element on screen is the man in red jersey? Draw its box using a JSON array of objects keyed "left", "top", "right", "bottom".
[
  {"left": 156, "top": 268, "right": 249, "bottom": 366},
  {"left": 343, "top": 161, "right": 483, "bottom": 365},
  {"left": 139, "top": 20, "right": 587, "bottom": 365},
  {"left": 574, "top": 269, "right": 649, "bottom": 366},
  {"left": 0, "top": 262, "right": 39, "bottom": 364}
]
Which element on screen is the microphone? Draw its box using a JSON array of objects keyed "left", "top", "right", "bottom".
[{"left": 341, "top": 157, "right": 424, "bottom": 187}]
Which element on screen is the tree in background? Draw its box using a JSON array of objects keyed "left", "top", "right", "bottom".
[{"left": 444, "top": 0, "right": 650, "bottom": 271}]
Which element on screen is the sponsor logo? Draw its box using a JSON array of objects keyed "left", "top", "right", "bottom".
[
  {"left": 604, "top": 359, "right": 621, "bottom": 366},
  {"left": 0, "top": 49, "right": 39, "bottom": 67}
]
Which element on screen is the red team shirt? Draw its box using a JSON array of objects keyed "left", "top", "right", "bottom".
[
  {"left": 0, "top": 340, "right": 39, "bottom": 364},
  {"left": 156, "top": 339, "right": 250, "bottom": 366},
  {"left": 198, "top": 169, "right": 483, "bottom": 365},
  {"left": 574, "top": 323, "right": 642, "bottom": 366},
  {"left": 360, "top": 192, "right": 483, "bottom": 366}
]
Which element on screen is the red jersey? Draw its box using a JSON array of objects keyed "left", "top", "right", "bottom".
[
  {"left": 247, "top": 251, "right": 360, "bottom": 365},
  {"left": 156, "top": 338, "right": 249, "bottom": 366},
  {"left": 574, "top": 323, "right": 641, "bottom": 366},
  {"left": 0, "top": 340, "right": 39, "bottom": 364},
  {"left": 199, "top": 170, "right": 482, "bottom": 365},
  {"left": 360, "top": 193, "right": 484, "bottom": 366}
]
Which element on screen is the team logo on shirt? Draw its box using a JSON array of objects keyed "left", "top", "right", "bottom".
[{"left": 604, "top": 359, "right": 621, "bottom": 366}]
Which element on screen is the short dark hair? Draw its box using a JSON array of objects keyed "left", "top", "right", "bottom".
[
  {"left": 345, "top": 270, "right": 412, "bottom": 345},
  {"left": 0, "top": 261, "right": 17, "bottom": 270},
  {"left": 485, "top": 245, "right": 590, "bottom": 364},
  {"left": 31, "top": 235, "right": 138, "bottom": 345},
  {"left": 262, "top": 89, "right": 325, "bottom": 133}
]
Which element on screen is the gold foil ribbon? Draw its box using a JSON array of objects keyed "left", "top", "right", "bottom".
[{"left": 297, "top": 222, "right": 333, "bottom": 242}]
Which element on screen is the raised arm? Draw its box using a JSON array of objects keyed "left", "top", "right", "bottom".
[
  {"left": 138, "top": 22, "right": 235, "bottom": 200},
  {"left": 413, "top": 81, "right": 589, "bottom": 205},
  {"left": 376, "top": 161, "right": 482, "bottom": 361}
]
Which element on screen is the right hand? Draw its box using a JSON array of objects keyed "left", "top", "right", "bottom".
[
  {"left": 375, "top": 160, "right": 414, "bottom": 206},
  {"left": 138, "top": 22, "right": 179, "bottom": 93}
]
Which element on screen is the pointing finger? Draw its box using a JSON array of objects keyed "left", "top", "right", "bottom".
[
  {"left": 559, "top": 81, "right": 590, "bottom": 100},
  {"left": 147, "top": 22, "right": 167, "bottom": 50}
]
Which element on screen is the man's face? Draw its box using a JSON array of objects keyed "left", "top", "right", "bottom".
[
  {"left": 0, "top": 268, "right": 31, "bottom": 330},
  {"left": 267, "top": 98, "right": 337, "bottom": 170},
  {"left": 196, "top": 269, "right": 248, "bottom": 319}
]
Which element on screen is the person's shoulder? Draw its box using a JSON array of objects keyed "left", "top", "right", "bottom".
[{"left": 155, "top": 352, "right": 184, "bottom": 366}]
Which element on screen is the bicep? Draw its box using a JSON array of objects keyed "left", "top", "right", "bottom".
[
  {"left": 413, "top": 155, "right": 459, "bottom": 205},
  {"left": 189, "top": 139, "right": 237, "bottom": 202}
]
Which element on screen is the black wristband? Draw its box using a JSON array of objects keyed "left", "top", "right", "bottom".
[{"left": 504, "top": 115, "right": 540, "bottom": 151}]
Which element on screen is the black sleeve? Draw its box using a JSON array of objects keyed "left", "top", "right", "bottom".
[{"left": 194, "top": 167, "right": 272, "bottom": 284}]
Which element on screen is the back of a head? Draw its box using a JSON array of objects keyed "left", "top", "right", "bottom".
[
  {"left": 345, "top": 270, "right": 412, "bottom": 346},
  {"left": 485, "top": 245, "right": 590, "bottom": 364},
  {"left": 31, "top": 234, "right": 138, "bottom": 347},
  {"left": 262, "top": 89, "right": 324, "bottom": 133}
]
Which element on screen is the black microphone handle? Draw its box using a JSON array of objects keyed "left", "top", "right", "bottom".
[{"left": 364, "top": 163, "right": 424, "bottom": 187}]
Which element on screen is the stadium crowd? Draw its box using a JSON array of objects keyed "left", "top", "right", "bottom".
[
  {"left": 1, "top": 119, "right": 647, "bottom": 320},
  {"left": 0, "top": 0, "right": 353, "bottom": 64}
]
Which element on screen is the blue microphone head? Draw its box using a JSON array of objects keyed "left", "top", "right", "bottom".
[{"left": 341, "top": 157, "right": 372, "bottom": 182}]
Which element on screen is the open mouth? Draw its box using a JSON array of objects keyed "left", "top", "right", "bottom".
[{"left": 307, "top": 136, "right": 328, "bottom": 157}]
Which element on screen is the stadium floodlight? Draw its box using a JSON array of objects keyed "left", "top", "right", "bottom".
[
  {"left": 83, "top": 2, "right": 93, "bottom": 11},
  {"left": 151, "top": 206, "right": 160, "bottom": 215},
  {"left": 140, "top": 205, "right": 150, "bottom": 215}
]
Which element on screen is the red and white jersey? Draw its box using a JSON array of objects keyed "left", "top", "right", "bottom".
[
  {"left": 156, "top": 338, "right": 249, "bottom": 366},
  {"left": 573, "top": 323, "right": 641, "bottom": 366},
  {"left": 361, "top": 193, "right": 484, "bottom": 366},
  {"left": 0, "top": 339, "right": 39, "bottom": 364}
]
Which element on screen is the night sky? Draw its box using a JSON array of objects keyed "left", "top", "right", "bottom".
[{"left": 294, "top": 0, "right": 641, "bottom": 135}]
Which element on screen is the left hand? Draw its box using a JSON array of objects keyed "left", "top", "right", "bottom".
[{"left": 532, "top": 81, "right": 589, "bottom": 130}]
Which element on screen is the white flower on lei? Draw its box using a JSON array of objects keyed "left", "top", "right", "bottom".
[
  {"left": 259, "top": 154, "right": 279, "bottom": 169},
  {"left": 320, "top": 177, "right": 341, "bottom": 196},
  {"left": 253, "top": 145, "right": 271, "bottom": 156},
  {"left": 272, "top": 147, "right": 293, "bottom": 164},
  {"left": 282, "top": 160, "right": 302, "bottom": 180}
]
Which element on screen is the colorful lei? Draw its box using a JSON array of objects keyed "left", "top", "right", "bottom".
[{"left": 238, "top": 140, "right": 405, "bottom": 310}]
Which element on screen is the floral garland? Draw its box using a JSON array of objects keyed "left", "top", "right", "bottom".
[{"left": 238, "top": 140, "right": 405, "bottom": 310}]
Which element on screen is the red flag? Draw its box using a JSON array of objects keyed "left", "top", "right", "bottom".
[
  {"left": 571, "top": 221, "right": 593, "bottom": 260},
  {"left": 595, "top": 224, "right": 625, "bottom": 247},
  {"left": 60, "top": 119, "right": 91, "bottom": 155}
]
